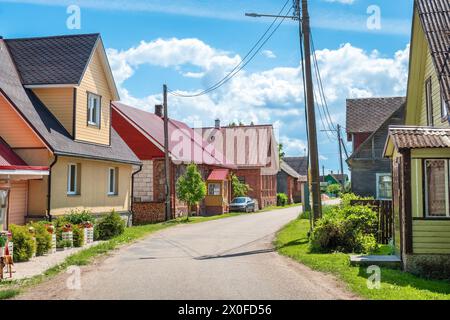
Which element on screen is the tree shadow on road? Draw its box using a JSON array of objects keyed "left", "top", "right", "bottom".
[{"left": 195, "top": 248, "right": 275, "bottom": 260}]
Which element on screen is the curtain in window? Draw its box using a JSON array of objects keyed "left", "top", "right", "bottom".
[
  {"left": 378, "top": 174, "right": 392, "bottom": 199},
  {"left": 426, "top": 160, "right": 447, "bottom": 217}
]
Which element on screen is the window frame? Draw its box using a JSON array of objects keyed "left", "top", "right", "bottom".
[
  {"left": 108, "top": 167, "right": 118, "bottom": 196},
  {"left": 208, "top": 183, "right": 221, "bottom": 196},
  {"left": 87, "top": 92, "right": 101, "bottom": 127},
  {"left": 67, "top": 163, "right": 79, "bottom": 195},
  {"left": 424, "top": 159, "right": 450, "bottom": 218},
  {"left": 425, "top": 77, "right": 434, "bottom": 126},
  {"left": 376, "top": 173, "right": 392, "bottom": 200},
  {"left": 441, "top": 94, "right": 449, "bottom": 120}
]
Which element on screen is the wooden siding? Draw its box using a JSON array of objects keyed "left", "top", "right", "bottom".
[
  {"left": 50, "top": 156, "right": 132, "bottom": 215},
  {"left": 75, "top": 47, "right": 113, "bottom": 145},
  {"left": 9, "top": 181, "right": 28, "bottom": 226},
  {"left": 0, "top": 95, "right": 45, "bottom": 148},
  {"left": 413, "top": 220, "right": 450, "bottom": 254},
  {"left": 411, "top": 159, "right": 424, "bottom": 218},
  {"left": 32, "top": 88, "right": 74, "bottom": 136}
]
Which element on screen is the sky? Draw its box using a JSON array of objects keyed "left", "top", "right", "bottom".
[{"left": 0, "top": 0, "right": 414, "bottom": 175}]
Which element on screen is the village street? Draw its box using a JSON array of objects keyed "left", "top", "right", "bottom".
[{"left": 15, "top": 205, "right": 354, "bottom": 300}]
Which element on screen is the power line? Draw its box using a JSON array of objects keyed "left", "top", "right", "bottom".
[{"left": 168, "top": 0, "right": 292, "bottom": 98}]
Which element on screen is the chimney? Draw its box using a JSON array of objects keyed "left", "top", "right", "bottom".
[
  {"left": 155, "top": 104, "right": 163, "bottom": 117},
  {"left": 215, "top": 119, "right": 221, "bottom": 129}
]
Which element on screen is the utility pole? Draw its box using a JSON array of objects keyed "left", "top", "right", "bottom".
[
  {"left": 337, "top": 124, "right": 344, "bottom": 185},
  {"left": 163, "top": 84, "right": 172, "bottom": 221},
  {"left": 246, "top": 0, "right": 322, "bottom": 221}
]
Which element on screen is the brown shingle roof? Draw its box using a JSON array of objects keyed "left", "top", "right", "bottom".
[
  {"left": 416, "top": 0, "right": 450, "bottom": 106},
  {"left": 388, "top": 126, "right": 450, "bottom": 149},
  {"left": 346, "top": 97, "right": 406, "bottom": 134},
  {"left": 5, "top": 34, "right": 99, "bottom": 86}
]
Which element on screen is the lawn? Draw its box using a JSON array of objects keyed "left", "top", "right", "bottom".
[
  {"left": 275, "top": 216, "right": 450, "bottom": 300},
  {"left": 0, "top": 205, "right": 291, "bottom": 299}
]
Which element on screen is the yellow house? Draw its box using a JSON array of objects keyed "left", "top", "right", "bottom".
[
  {"left": 0, "top": 34, "right": 141, "bottom": 229},
  {"left": 384, "top": 0, "right": 450, "bottom": 277}
]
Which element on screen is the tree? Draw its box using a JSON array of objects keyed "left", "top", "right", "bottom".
[
  {"left": 278, "top": 143, "right": 285, "bottom": 160},
  {"left": 231, "top": 174, "right": 252, "bottom": 198},
  {"left": 326, "top": 183, "right": 342, "bottom": 197},
  {"left": 176, "top": 164, "right": 206, "bottom": 221}
]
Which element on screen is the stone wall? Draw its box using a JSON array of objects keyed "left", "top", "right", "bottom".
[
  {"left": 133, "top": 160, "right": 153, "bottom": 202},
  {"left": 132, "top": 202, "right": 165, "bottom": 225}
]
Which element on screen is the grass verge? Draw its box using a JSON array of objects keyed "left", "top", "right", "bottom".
[
  {"left": 0, "top": 204, "right": 298, "bottom": 299},
  {"left": 275, "top": 216, "right": 450, "bottom": 300}
]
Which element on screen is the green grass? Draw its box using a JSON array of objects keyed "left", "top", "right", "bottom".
[
  {"left": 0, "top": 204, "right": 295, "bottom": 299},
  {"left": 275, "top": 216, "right": 450, "bottom": 300},
  {"left": 257, "top": 203, "right": 302, "bottom": 213}
]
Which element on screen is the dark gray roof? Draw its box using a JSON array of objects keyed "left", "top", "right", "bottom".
[
  {"left": 0, "top": 39, "right": 140, "bottom": 165},
  {"left": 280, "top": 161, "right": 300, "bottom": 178},
  {"left": 416, "top": 0, "right": 450, "bottom": 106},
  {"left": 346, "top": 97, "right": 406, "bottom": 134},
  {"left": 283, "top": 157, "right": 307, "bottom": 176},
  {"left": 5, "top": 34, "right": 99, "bottom": 86}
]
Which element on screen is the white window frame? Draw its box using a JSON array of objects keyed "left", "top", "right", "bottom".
[
  {"left": 108, "top": 167, "right": 117, "bottom": 195},
  {"left": 87, "top": 92, "right": 101, "bottom": 126},
  {"left": 424, "top": 159, "right": 450, "bottom": 218},
  {"left": 425, "top": 77, "right": 434, "bottom": 126},
  {"left": 208, "top": 183, "right": 221, "bottom": 196},
  {"left": 67, "top": 163, "right": 78, "bottom": 195},
  {"left": 441, "top": 94, "right": 448, "bottom": 119},
  {"left": 376, "top": 173, "right": 392, "bottom": 200}
]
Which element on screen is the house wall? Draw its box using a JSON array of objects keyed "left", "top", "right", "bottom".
[
  {"left": 75, "top": 47, "right": 113, "bottom": 145},
  {"left": 50, "top": 156, "right": 132, "bottom": 216},
  {"left": 8, "top": 180, "right": 27, "bottom": 226},
  {"left": 133, "top": 160, "right": 154, "bottom": 202},
  {"left": 32, "top": 87, "right": 74, "bottom": 136}
]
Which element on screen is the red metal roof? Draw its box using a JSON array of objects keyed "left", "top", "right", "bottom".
[
  {"left": 0, "top": 138, "right": 49, "bottom": 171},
  {"left": 112, "top": 102, "right": 235, "bottom": 168},
  {"left": 207, "top": 169, "right": 229, "bottom": 181}
]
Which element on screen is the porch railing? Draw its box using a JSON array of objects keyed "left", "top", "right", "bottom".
[{"left": 350, "top": 199, "right": 394, "bottom": 245}]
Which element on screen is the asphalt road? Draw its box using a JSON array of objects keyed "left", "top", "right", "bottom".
[{"left": 16, "top": 205, "right": 355, "bottom": 300}]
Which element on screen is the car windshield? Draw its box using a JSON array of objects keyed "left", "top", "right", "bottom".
[{"left": 232, "top": 198, "right": 247, "bottom": 204}]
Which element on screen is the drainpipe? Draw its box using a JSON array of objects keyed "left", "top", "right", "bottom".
[
  {"left": 46, "top": 155, "right": 58, "bottom": 222},
  {"left": 131, "top": 164, "right": 143, "bottom": 209}
]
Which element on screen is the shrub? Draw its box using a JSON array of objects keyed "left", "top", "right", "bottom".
[
  {"left": 57, "top": 239, "right": 72, "bottom": 249},
  {"left": 72, "top": 224, "right": 85, "bottom": 247},
  {"left": 10, "top": 224, "right": 35, "bottom": 262},
  {"left": 65, "top": 209, "right": 95, "bottom": 225},
  {"left": 340, "top": 193, "right": 373, "bottom": 207},
  {"left": 310, "top": 205, "right": 379, "bottom": 254},
  {"left": 95, "top": 211, "right": 125, "bottom": 240},
  {"left": 29, "top": 222, "right": 52, "bottom": 256},
  {"left": 231, "top": 174, "right": 252, "bottom": 198},
  {"left": 326, "top": 184, "right": 342, "bottom": 197},
  {"left": 277, "top": 193, "right": 289, "bottom": 207}
]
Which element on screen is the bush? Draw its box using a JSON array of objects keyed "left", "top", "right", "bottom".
[
  {"left": 310, "top": 205, "right": 379, "bottom": 254},
  {"left": 72, "top": 225, "right": 85, "bottom": 247},
  {"left": 10, "top": 224, "right": 35, "bottom": 262},
  {"left": 29, "top": 222, "right": 52, "bottom": 256},
  {"left": 57, "top": 239, "right": 72, "bottom": 249},
  {"left": 95, "top": 211, "right": 125, "bottom": 240},
  {"left": 340, "top": 193, "right": 374, "bottom": 207},
  {"left": 326, "top": 184, "right": 342, "bottom": 197},
  {"left": 277, "top": 193, "right": 289, "bottom": 207},
  {"left": 65, "top": 209, "right": 95, "bottom": 225}
]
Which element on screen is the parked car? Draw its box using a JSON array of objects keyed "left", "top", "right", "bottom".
[{"left": 229, "top": 197, "right": 256, "bottom": 213}]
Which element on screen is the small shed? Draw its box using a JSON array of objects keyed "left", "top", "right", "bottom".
[{"left": 204, "top": 169, "right": 231, "bottom": 216}]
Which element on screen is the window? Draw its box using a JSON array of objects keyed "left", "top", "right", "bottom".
[
  {"left": 441, "top": 94, "right": 448, "bottom": 119},
  {"left": 108, "top": 167, "right": 118, "bottom": 195},
  {"left": 67, "top": 164, "right": 80, "bottom": 195},
  {"left": 425, "top": 78, "right": 433, "bottom": 126},
  {"left": 208, "top": 183, "right": 221, "bottom": 196},
  {"left": 87, "top": 93, "right": 101, "bottom": 126},
  {"left": 376, "top": 173, "right": 392, "bottom": 200},
  {"left": 0, "top": 190, "right": 9, "bottom": 231},
  {"left": 424, "top": 160, "right": 449, "bottom": 217}
]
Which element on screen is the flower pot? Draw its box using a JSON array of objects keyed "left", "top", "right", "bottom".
[
  {"left": 51, "top": 234, "right": 57, "bottom": 254},
  {"left": 84, "top": 227, "right": 94, "bottom": 245}
]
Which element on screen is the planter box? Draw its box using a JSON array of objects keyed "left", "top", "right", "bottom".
[
  {"left": 61, "top": 231, "right": 73, "bottom": 247},
  {"left": 83, "top": 227, "right": 94, "bottom": 245},
  {"left": 8, "top": 241, "right": 13, "bottom": 258},
  {"left": 0, "top": 246, "right": 4, "bottom": 257}
]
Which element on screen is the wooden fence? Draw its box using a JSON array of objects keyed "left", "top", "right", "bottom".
[{"left": 350, "top": 200, "right": 393, "bottom": 244}]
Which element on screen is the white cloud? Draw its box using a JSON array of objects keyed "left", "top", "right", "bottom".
[
  {"left": 262, "top": 50, "right": 276, "bottom": 59},
  {"left": 107, "top": 38, "right": 409, "bottom": 159}
]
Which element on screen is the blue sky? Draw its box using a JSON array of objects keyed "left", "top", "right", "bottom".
[{"left": 0, "top": 0, "right": 414, "bottom": 175}]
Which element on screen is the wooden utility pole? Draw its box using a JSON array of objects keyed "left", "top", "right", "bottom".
[
  {"left": 337, "top": 124, "right": 344, "bottom": 185},
  {"left": 163, "top": 84, "right": 172, "bottom": 221},
  {"left": 301, "top": 0, "right": 322, "bottom": 221}
]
